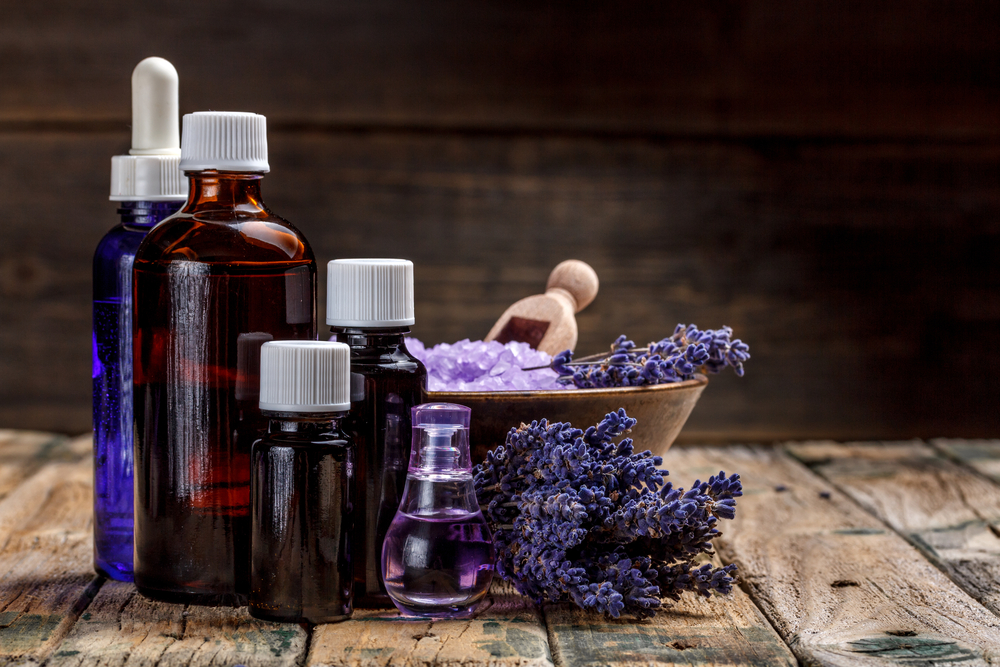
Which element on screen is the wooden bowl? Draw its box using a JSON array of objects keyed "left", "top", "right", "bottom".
[{"left": 427, "top": 375, "right": 707, "bottom": 462}]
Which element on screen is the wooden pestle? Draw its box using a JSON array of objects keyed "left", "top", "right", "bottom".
[{"left": 485, "top": 259, "right": 599, "bottom": 355}]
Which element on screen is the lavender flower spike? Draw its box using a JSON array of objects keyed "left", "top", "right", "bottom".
[{"left": 552, "top": 324, "right": 750, "bottom": 389}]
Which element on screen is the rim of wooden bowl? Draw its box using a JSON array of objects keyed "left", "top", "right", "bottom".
[{"left": 426, "top": 374, "right": 708, "bottom": 400}]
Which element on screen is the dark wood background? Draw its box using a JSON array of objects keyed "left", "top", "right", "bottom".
[{"left": 1, "top": 1, "right": 998, "bottom": 441}]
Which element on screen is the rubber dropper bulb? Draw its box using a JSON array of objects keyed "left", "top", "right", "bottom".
[{"left": 130, "top": 57, "right": 181, "bottom": 156}]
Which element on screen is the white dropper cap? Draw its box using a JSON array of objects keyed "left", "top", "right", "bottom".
[
  {"left": 259, "top": 341, "right": 351, "bottom": 413},
  {"left": 326, "top": 259, "right": 415, "bottom": 328},
  {"left": 110, "top": 57, "right": 188, "bottom": 201},
  {"left": 180, "top": 111, "right": 269, "bottom": 173}
]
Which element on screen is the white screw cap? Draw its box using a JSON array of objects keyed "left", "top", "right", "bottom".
[
  {"left": 180, "top": 111, "right": 269, "bottom": 173},
  {"left": 110, "top": 57, "right": 188, "bottom": 201},
  {"left": 326, "top": 259, "right": 415, "bottom": 328},
  {"left": 259, "top": 341, "right": 351, "bottom": 413}
]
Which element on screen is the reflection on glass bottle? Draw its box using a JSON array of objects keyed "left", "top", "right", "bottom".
[
  {"left": 233, "top": 332, "right": 273, "bottom": 486},
  {"left": 375, "top": 408, "right": 406, "bottom": 577}
]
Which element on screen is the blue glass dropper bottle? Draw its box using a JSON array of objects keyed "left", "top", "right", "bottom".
[{"left": 92, "top": 57, "right": 187, "bottom": 581}]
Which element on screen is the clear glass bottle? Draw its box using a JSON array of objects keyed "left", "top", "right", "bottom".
[
  {"left": 327, "top": 259, "right": 427, "bottom": 607},
  {"left": 250, "top": 341, "right": 354, "bottom": 624},
  {"left": 133, "top": 112, "right": 317, "bottom": 605},
  {"left": 93, "top": 57, "right": 187, "bottom": 581},
  {"left": 382, "top": 403, "right": 494, "bottom": 618}
]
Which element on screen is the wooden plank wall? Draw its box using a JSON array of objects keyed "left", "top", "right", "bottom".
[{"left": 0, "top": 1, "right": 998, "bottom": 440}]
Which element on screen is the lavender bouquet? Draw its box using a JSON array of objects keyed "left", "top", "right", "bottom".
[{"left": 474, "top": 408, "right": 742, "bottom": 618}]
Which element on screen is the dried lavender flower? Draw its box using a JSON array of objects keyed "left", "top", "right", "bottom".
[
  {"left": 554, "top": 325, "right": 750, "bottom": 389},
  {"left": 474, "top": 408, "right": 741, "bottom": 618}
]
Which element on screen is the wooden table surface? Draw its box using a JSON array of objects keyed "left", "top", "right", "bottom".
[{"left": 3, "top": 431, "right": 1000, "bottom": 666}]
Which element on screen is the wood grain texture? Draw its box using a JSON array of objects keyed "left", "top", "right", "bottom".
[
  {"left": 0, "top": 435, "right": 98, "bottom": 665},
  {"left": 663, "top": 446, "right": 1000, "bottom": 666},
  {"left": 4, "top": 133, "right": 1000, "bottom": 441},
  {"left": 2, "top": 1, "right": 1000, "bottom": 443},
  {"left": 931, "top": 439, "right": 1000, "bottom": 485},
  {"left": 47, "top": 579, "right": 308, "bottom": 667},
  {"left": 543, "top": 558, "right": 796, "bottom": 667},
  {"left": 0, "top": 430, "right": 67, "bottom": 500},
  {"left": 309, "top": 583, "right": 551, "bottom": 667},
  {"left": 787, "top": 440, "right": 1000, "bottom": 617},
  {"left": 1, "top": 1, "right": 999, "bottom": 138},
  {"left": 44, "top": 581, "right": 184, "bottom": 667}
]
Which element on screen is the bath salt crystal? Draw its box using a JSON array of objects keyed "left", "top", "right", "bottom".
[{"left": 406, "top": 338, "right": 564, "bottom": 392}]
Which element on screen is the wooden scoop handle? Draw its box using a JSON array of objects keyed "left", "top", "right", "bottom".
[{"left": 545, "top": 260, "right": 599, "bottom": 313}]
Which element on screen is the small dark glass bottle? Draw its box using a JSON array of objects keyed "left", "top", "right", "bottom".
[
  {"left": 133, "top": 112, "right": 317, "bottom": 605},
  {"left": 327, "top": 259, "right": 427, "bottom": 607},
  {"left": 250, "top": 341, "right": 354, "bottom": 624}
]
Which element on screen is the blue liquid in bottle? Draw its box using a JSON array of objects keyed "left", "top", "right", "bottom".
[{"left": 93, "top": 200, "right": 182, "bottom": 581}]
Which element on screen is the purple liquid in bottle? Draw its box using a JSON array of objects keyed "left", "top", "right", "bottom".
[
  {"left": 381, "top": 404, "right": 494, "bottom": 618},
  {"left": 93, "top": 200, "right": 182, "bottom": 581}
]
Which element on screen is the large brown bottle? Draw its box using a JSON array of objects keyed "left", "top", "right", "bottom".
[{"left": 133, "top": 112, "right": 317, "bottom": 605}]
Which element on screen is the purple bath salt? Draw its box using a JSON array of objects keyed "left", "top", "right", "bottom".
[{"left": 406, "top": 338, "right": 563, "bottom": 392}]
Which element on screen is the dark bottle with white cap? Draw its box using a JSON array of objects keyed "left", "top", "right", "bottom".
[
  {"left": 133, "top": 111, "right": 317, "bottom": 605},
  {"left": 327, "top": 258, "right": 427, "bottom": 607},
  {"left": 250, "top": 341, "right": 354, "bottom": 624}
]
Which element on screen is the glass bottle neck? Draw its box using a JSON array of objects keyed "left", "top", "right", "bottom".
[
  {"left": 330, "top": 327, "right": 410, "bottom": 349},
  {"left": 266, "top": 414, "right": 346, "bottom": 436},
  {"left": 117, "top": 200, "right": 185, "bottom": 229},
  {"left": 183, "top": 171, "right": 267, "bottom": 214}
]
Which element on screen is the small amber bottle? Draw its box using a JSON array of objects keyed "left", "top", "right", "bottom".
[{"left": 250, "top": 341, "right": 354, "bottom": 624}]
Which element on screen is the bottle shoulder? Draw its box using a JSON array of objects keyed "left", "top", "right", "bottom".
[
  {"left": 94, "top": 224, "right": 148, "bottom": 262},
  {"left": 351, "top": 351, "right": 427, "bottom": 375},
  {"left": 334, "top": 335, "right": 427, "bottom": 372},
  {"left": 135, "top": 211, "right": 314, "bottom": 265},
  {"left": 255, "top": 432, "right": 351, "bottom": 450}
]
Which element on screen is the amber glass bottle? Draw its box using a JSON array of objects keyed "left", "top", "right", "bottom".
[{"left": 133, "top": 112, "right": 317, "bottom": 605}]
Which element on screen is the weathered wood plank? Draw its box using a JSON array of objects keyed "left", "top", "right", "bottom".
[
  {"left": 787, "top": 440, "right": 1000, "bottom": 616},
  {"left": 664, "top": 446, "right": 1000, "bottom": 666},
  {"left": 45, "top": 581, "right": 308, "bottom": 667},
  {"left": 0, "top": 435, "right": 100, "bottom": 666},
  {"left": 3, "top": 1, "right": 1000, "bottom": 138},
  {"left": 0, "top": 430, "right": 67, "bottom": 500},
  {"left": 44, "top": 581, "right": 183, "bottom": 667},
  {"left": 309, "top": 583, "right": 552, "bottom": 667},
  {"left": 5, "top": 132, "right": 1000, "bottom": 443},
  {"left": 543, "top": 557, "right": 796, "bottom": 667},
  {"left": 931, "top": 439, "right": 1000, "bottom": 485}
]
